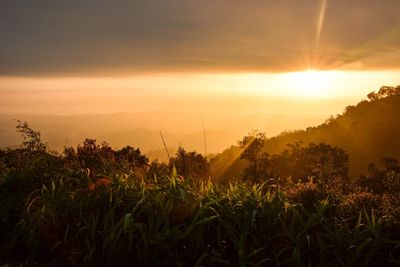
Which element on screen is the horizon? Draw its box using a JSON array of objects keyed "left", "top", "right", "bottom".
[
  {"left": 3, "top": 2, "right": 400, "bottom": 265},
  {"left": 1, "top": 71, "right": 400, "bottom": 115},
  {"left": 1, "top": 0, "right": 400, "bottom": 155},
  {"left": 0, "top": 88, "right": 395, "bottom": 157}
]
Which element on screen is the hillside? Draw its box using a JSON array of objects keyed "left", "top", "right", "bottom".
[
  {"left": 212, "top": 88, "right": 400, "bottom": 179},
  {"left": 2, "top": 99, "right": 400, "bottom": 266}
]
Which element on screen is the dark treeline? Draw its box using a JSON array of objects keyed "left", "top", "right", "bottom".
[
  {"left": 1, "top": 86, "right": 400, "bottom": 266},
  {"left": 212, "top": 85, "right": 400, "bottom": 180}
]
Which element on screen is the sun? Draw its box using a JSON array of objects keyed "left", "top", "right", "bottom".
[{"left": 281, "top": 70, "right": 339, "bottom": 99}]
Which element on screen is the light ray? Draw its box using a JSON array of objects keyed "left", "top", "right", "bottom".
[{"left": 315, "top": 0, "right": 328, "bottom": 48}]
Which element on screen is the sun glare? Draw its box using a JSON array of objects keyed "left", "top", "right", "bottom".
[{"left": 281, "top": 70, "right": 339, "bottom": 99}]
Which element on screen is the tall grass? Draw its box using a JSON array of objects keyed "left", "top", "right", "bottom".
[
  {"left": 3, "top": 170, "right": 397, "bottom": 266},
  {"left": 0, "top": 125, "right": 399, "bottom": 266}
]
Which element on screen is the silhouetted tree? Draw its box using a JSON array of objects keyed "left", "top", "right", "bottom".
[
  {"left": 15, "top": 120, "right": 46, "bottom": 152},
  {"left": 69, "top": 139, "right": 149, "bottom": 177},
  {"left": 171, "top": 147, "right": 210, "bottom": 183},
  {"left": 239, "top": 131, "right": 271, "bottom": 183},
  {"left": 367, "top": 85, "right": 400, "bottom": 101},
  {"left": 146, "top": 161, "right": 170, "bottom": 182},
  {"left": 115, "top": 146, "right": 148, "bottom": 169},
  {"left": 379, "top": 157, "right": 400, "bottom": 172},
  {"left": 367, "top": 92, "right": 379, "bottom": 101},
  {"left": 74, "top": 139, "right": 114, "bottom": 173},
  {"left": 357, "top": 157, "right": 400, "bottom": 194},
  {"left": 270, "top": 142, "right": 349, "bottom": 187}
]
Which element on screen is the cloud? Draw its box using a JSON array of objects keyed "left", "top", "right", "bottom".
[{"left": 1, "top": 0, "right": 400, "bottom": 76}]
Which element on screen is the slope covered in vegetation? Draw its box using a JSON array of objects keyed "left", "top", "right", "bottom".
[
  {"left": 1, "top": 92, "right": 400, "bottom": 266},
  {"left": 212, "top": 86, "right": 400, "bottom": 180}
]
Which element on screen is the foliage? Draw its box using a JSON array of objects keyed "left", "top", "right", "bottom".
[
  {"left": 211, "top": 86, "right": 400, "bottom": 181},
  {"left": 339, "top": 192, "right": 382, "bottom": 218},
  {"left": 2, "top": 122, "right": 400, "bottom": 266},
  {"left": 171, "top": 147, "right": 210, "bottom": 185},
  {"left": 15, "top": 120, "right": 46, "bottom": 152},
  {"left": 64, "top": 139, "right": 149, "bottom": 179},
  {"left": 268, "top": 142, "right": 349, "bottom": 192},
  {"left": 357, "top": 157, "right": 400, "bottom": 194},
  {"left": 367, "top": 85, "right": 400, "bottom": 101},
  {"left": 284, "top": 178, "right": 326, "bottom": 211},
  {"left": 239, "top": 131, "right": 271, "bottom": 183},
  {"left": 2, "top": 167, "right": 400, "bottom": 266}
]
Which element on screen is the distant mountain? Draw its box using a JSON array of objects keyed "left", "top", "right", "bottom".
[
  {"left": 0, "top": 113, "right": 242, "bottom": 155},
  {"left": 104, "top": 128, "right": 238, "bottom": 161},
  {"left": 0, "top": 122, "right": 238, "bottom": 159},
  {"left": 212, "top": 90, "right": 400, "bottom": 179},
  {"left": 0, "top": 111, "right": 328, "bottom": 157}
]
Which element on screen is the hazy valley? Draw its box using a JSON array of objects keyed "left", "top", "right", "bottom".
[{"left": 0, "top": 110, "right": 330, "bottom": 160}]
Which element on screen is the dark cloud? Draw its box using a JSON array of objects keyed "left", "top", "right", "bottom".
[{"left": 1, "top": 0, "right": 400, "bottom": 75}]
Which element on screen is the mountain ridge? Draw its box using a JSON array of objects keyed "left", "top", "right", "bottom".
[{"left": 212, "top": 91, "right": 400, "bottom": 179}]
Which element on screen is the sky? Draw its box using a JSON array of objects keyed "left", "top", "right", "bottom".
[
  {"left": 1, "top": 0, "right": 400, "bottom": 74},
  {"left": 1, "top": 0, "right": 400, "bottom": 132}
]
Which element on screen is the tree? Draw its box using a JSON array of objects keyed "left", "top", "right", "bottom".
[
  {"left": 115, "top": 146, "right": 148, "bottom": 169},
  {"left": 357, "top": 157, "right": 400, "bottom": 194},
  {"left": 367, "top": 92, "right": 379, "bottom": 101},
  {"left": 70, "top": 139, "right": 149, "bottom": 176},
  {"left": 367, "top": 85, "right": 400, "bottom": 101},
  {"left": 171, "top": 147, "right": 210, "bottom": 183},
  {"left": 239, "top": 131, "right": 270, "bottom": 183},
  {"left": 15, "top": 120, "right": 46, "bottom": 152},
  {"left": 115, "top": 146, "right": 149, "bottom": 178},
  {"left": 75, "top": 139, "right": 114, "bottom": 171},
  {"left": 270, "top": 142, "right": 349, "bottom": 187}
]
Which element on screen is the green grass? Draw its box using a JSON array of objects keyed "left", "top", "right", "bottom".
[
  {"left": 1, "top": 170, "right": 398, "bottom": 266},
  {"left": 1, "top": 127, "right": 400, "bottom": 266}
]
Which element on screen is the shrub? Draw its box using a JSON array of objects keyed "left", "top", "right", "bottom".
[
  {"left": 382, "top": 194, "right": 400, "bottom": 224},
  {"left": 339, "top": 192, "right": 382, "bottom": 218},
  {"left": 285, "top": 178, "right": 326, "bottom": 210}
]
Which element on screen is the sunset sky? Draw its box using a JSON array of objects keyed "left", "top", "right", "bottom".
[{"left": 1, "top": 0, "right": 400, "bottom": 127}]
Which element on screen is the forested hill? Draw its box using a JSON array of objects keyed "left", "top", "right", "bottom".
[{"left": 212, "top": 86, "right": 400, "bottom": 179}]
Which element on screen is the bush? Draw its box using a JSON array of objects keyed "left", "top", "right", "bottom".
[
  {"left": 285, "top": 178, "right": 326, "bottom": 210},
  {"left": 2, "top": 122, "right": 400, "bottom": 266},
  {"left": 382, "top": 194, "right": 400, "bottom": 224},
  {"left": 339, "top": 192, "right": 382, "bottom": 218}
]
